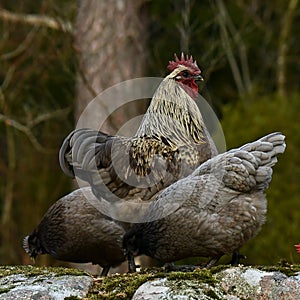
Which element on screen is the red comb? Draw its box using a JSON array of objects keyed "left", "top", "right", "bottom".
[
  {"left": 168, "top": 52, "right": 201, "bottom": 73},
  {"left": 295, "top": 244, "right": 300, "bottom": 254}
]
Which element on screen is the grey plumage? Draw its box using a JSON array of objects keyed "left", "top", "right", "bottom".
[
  {"left": 123, "top": 132, "right": 286, "bottom": 269},
  {"left": 23, "top": 187, "right": 126, "bottom": 276}
]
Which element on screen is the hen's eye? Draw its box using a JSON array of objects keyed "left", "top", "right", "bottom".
[{"left": 181, "top": 71, "right": 190, "bottom": 78}]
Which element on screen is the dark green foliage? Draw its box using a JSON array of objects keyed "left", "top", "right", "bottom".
[
  {"left": 0, "top": 0, "right": 77, "bottom": 265},
  {"left": 148, "top": 1, "right": 300, "bottom": 111},
  {"left": 221, "top": 93, "right": 300, "bottom": 265}
]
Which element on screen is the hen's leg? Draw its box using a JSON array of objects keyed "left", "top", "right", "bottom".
[
  {"left": 127, "top": 252, "right": 137, "bottom": 273},
  {"left": 205, "top": 255, "right": 223, "bottom": 268},
  {"left": 100, "top": 266, "right": 111, "bottom": 276},
  {"left": 230, "top": 251, "right": 246, "bottom": 265}
]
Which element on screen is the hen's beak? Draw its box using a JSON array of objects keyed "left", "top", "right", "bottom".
[{"left": 194, "top": 74, "right": 204, "bottom": 81}]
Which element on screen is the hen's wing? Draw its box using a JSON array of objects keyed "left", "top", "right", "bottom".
[
  {"left": 59, "top": 128, "right": 195, "bottom": 201},
  {"left": 196, "top": 132, "right": 286, "bottom": 193},
  {"left": 142, "top": 132, "right": 286, "bottom": 219}
]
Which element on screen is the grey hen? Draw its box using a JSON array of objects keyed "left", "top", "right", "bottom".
[
  {"left": 59, "top": 54, "right": 217, "bottom": 204},
  {"left": 123, "top": 132, "right": 286, "bottom": 270},
  {"left": 23, "top": 187, "right": 126, "bottom": 276}
]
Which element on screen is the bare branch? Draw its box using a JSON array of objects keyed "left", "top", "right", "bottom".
[
  {"left": 0, "top": 65, "right": 15, "bottom": 92},
  {"left": 277, "top": 0, "right": 298, "bottom": 96},
  {"left": 174, "top": 0, "right": 194, "bottom": 53},
  {"left": 27, "top": 107, "right": 72, "bottom": 128},
  {"left": 215, "top": 0, "right": 245, "bottom": 96},
  {"left": 221, "top": 5, "right": 252, "bottom": 94},
  {"left": 0, "top": 113, "right": 55, "bottom": 153},
  {"left": 1, "top": 125, "right": 16, "bottom": 227},
  {"left": 0, "top": 108, "right": 70, "bottom": 153},
  {"left": 0, "top": 8, "right": 73, "bottom": 33},
  {"left": 0, "top": 27, "right": 38, "bottom": 61}
]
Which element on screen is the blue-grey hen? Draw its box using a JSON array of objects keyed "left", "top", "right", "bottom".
[
  {"left": 123, "top": 132, "right": 286, "bottom": 270},
  {"left": 23, "top": 187, "right": 126, "bottom": 276}
]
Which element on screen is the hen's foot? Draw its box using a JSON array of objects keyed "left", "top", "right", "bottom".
[
  {"left": 164, "top": 263, "right": 196, "bottom": 272},
  {"left": 127, "top": 253, "right": 139, "bottom": 273}
]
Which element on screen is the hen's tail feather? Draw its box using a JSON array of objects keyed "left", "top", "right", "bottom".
[
  {"left": 199, "top": 132, "right": 285, "bottom": 193},
  {"left": 231, "top": 132, "right": 286, "bottom": 167},
  {"left": 229, "top": 132, "right": 285, "bottom": 192},
  {"left": 239, "top": 132, "right": 285, "bottom": 161}
]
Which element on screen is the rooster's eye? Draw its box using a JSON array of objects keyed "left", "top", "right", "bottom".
[{"left": 181, "top": 71, "right": 190, "bottom": 78}]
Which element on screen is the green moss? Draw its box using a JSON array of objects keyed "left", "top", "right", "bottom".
[
  {"left": 2, "top": 264, "right": 300, "bottom": 299},
  {"left": 0, "top": 287, "right": 11, "bottom": 294},
  {"left": 0, "top": 265, "right": 88, "bottom": 278},
  {"left": 204, "top": 289, "right": 221, "bottom": 299},
  {"left": 209, "top": 264, "right": 230, "bottom": 274},
  {"left": 86, "top": 266, "right": 221, "bottom": 299},
  {"left": 166, "top": 268, "right": 216, "bottom": 286},
  {"left": 88, "top": 264, "right": 300, "bottom": 299},
  {"left": 88, "top": 272, "right": 152, "bottom": 300},
  {"left": 257, "top": 263, "right": 300, "bottom": 277}
]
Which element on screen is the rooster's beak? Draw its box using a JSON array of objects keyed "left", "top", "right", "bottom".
[{"left": 194, "top": 74, "right": 204, "bottom": 81}]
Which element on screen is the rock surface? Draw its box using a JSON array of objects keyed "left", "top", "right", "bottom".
[
  {"left": 132, "top": 266, "right": 300, "bottom": 300},
  {"left": 132, "top": 277, "right": 223, "bottom": 299},
  {"left": 1, "top": 265, "right": 300, "bottom": 299},
  {"left": 0, "top": 266, "right": 93, "bottom": 300},
  {"left": 218, "top": 267, "right": 300, "bottom": 299}
]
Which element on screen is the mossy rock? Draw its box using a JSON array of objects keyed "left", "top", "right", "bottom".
[{"left": 1, "top": 264, "right": 300, "bottom": 299}]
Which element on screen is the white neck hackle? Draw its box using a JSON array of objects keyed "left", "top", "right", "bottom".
[{"left": 135, "top": 67, "right": 205, "bottom": 147}]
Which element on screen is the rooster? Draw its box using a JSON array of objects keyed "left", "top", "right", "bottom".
[
  {"left": 123, "top": 132, "right": 286, "bottom": 270},
  {"left": 23, "top": 187, "right": 126, "bottom": 276},
  {"left": 59, "top": 54, "right": 217, "bottom": 206}
]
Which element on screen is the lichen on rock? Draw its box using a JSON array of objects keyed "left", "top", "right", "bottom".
[
  {"left": 1, "top": 264, "right": 300, "bottom": 299},
  {"left": 0, "top": 266, "right": 92, "bottom": 300}
]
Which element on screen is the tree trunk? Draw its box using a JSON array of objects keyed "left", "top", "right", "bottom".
[
  {"left": 75, "top": 0, "right": 148, "bottom": 133},
  {"left": 277, "top": 0, "right": 298, "bottom": 97},
  {"left": 74, "top": 0, "right": 149, "bottom": 274}
]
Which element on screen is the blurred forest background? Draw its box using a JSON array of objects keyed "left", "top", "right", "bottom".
[{"left": 0, "top": 0, "right": 299, "bottom": 268}]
